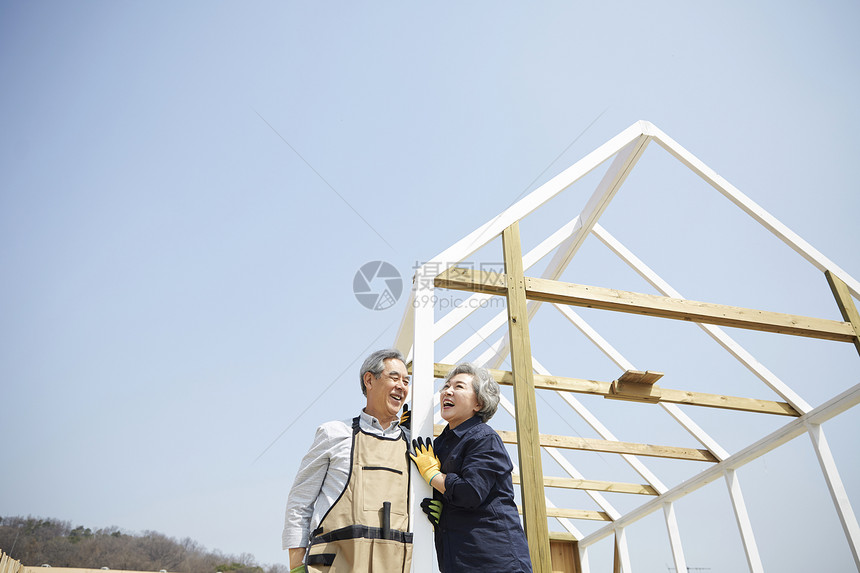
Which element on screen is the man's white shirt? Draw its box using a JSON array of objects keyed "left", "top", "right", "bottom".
[{"left": 282, "top": 410, "right": 407, "bottom": 549}]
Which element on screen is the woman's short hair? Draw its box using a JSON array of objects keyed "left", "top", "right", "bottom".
[
  {"left": 359, "top": 348, "right": 406, "bottom": 396},
  {"left": 444, "top": 362, "right": 500, "bottom": 422}
]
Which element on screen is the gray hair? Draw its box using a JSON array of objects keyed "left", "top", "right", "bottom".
[
  {"left": 359, "top": 348, "right": 406, "bottom": 396},
  {"left": 444, "top": 362, "right": 500, "bottom": 422}
]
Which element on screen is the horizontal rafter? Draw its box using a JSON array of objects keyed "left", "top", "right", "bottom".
[
  {"left": 512, "top": 474, "right": 659, "bottom": 495},
  {"left": 435, "top": 268, "right": 857, "bottom": 342},
  {"left": 497, "top": 430, "right": 719, "bottom": 462},
  {"left": 432, "top": 363, "right": 799, "bottom": 416},
  {"left": 518, "top": 506, "right": 612, "bottom": 521},
  {"left": 434, "top": 424, "right": 717, "bottom": 462}
]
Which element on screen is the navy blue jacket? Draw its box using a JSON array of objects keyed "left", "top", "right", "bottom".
[{"left": 433, "top": 416, "right": 532, "bottom": 572}]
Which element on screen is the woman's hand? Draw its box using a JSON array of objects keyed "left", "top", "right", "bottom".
[
  {"left": 421, "top": 498, "right": 443, "bottom": 529},
  {"left": 409, "top": 437, "right": 441, "bottom": 485}
]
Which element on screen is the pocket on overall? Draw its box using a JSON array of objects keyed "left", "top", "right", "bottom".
[
  {"left": 361, "top": 466, "right": 406, "bottom": 516},
  {"left": 370, "top": 538, "right": 412, "bottom": 571},
  {"left": 306, "top": 539, "right": 361, "bottom": 573},
  {"left": 307, "top": 535, "right": 412, "bottom": 572}
]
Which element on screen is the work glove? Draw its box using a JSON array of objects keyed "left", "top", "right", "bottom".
[
  {"left": 409, "top": 436, "right": 441, "bottom": 485},
  {"left": 399, "top": 403, "right": 411, "bottom": 430},
  {"left": 289, "top": 566, "right": 307, "bottom": 573},
  {"left": 421, "top": 497, "right": 442, "bottom": 529}
]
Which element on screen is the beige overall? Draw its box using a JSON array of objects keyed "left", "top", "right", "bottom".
[{"left": 306, "top": 417, "right": 413, "bottom": 572}]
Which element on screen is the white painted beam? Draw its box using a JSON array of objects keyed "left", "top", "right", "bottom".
[
  {"left": 724, "top": 469, "right": 764, "bottom": 573},
  {"left": 663, "top": 502, "right": 688, "bottom": 573},
  {"left": 593, "top": 223, "right": 812, "bottom": 413},
  {"left": 578, "top": 381, "right": 860, "bottom": 549},
  {"left": 426, "top": 122, "right": 649, "bottom": 270},
  {"left": 806, "top": 423, "right": 860, "bottom": 570},
  {"left": 410, "top": 266, "right": 438, "bottom": 573},
  {"left": 645, "top": 122, "right": 860, "bottom": 299},
  {"left": 615, "top": 527, "right": 632, "bottom": 573},
  {"left": 432, "top": 216, "right": 584, "bottom": 342}
]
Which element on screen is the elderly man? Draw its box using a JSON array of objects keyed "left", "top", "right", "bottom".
[{"left": 282, "top": 348, "right": 413, "bottom": 573}]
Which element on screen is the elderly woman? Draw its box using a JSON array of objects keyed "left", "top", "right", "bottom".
[{"left": 410, "top": 362, "right": 532, "bottom": 572}]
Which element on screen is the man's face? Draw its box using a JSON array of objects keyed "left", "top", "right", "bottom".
[{"left": 365, "top": 358, "right": 410, "bottom": 422}]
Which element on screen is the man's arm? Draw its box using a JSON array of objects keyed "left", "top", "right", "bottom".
[
  {"left": 288, "top": 547, "right": 306, "bottom": 569},
  {"left": 282, "top": 424, "right": 335, "bottom": 557}
]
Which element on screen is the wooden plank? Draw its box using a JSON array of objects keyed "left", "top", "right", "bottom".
[
  {"left": 617, "top": 370, "right": 663, "bottom": 385},
  {"left": 502, "top": 222, "right": 552, "bottom": 573},
  {"left": 434, "top": 362, "right": 800, "bottom": 416},
  {"left": 435, "top": 268, "right": 858, "bottom": 342},
  {"left": 519, "top": 506, "right": 612, "bottom": 521},
  {"left": 528, "top": 275, "right": 857, "bottom": 341},
  {"left": 826, "top": 270, "right": 860, "bottom": 357},
  {"left": 435, "top": 265, "right": 506, "bottom": 295},
  {"left": 550, "top": 540, "right": 581, "bottom": 573},
  {"left": 512, "top": 474, "right": 659, "bottom": 495},
  {"left": 497, "top": 430, "right": 719, "bottom": 462},
  {"left": 609, "top": 369, "right": 664, "bottom": 402},
  {"left": 656, "top": 386, "right": 798, "bottom": 416}
]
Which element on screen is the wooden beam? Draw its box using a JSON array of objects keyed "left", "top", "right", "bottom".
[
  {"left": 517, "top": 506, "right": 612, "bottom": 521},
  {"left": 578, "top": 382, "right": 860, "bottom": 550},
  {"left": 497, "top": 430, "right": 719, "bottom": 462},
  {"left": 825, "top": 270, "right": 860, "bottom": 357},
  {"left": 608, "top": 369, "right": 664, "bottom": 403},
  {"left": 512, "top": 474, "right": 659, "bottom": 496},
  {"left": 435, "top": 268, "right": 858, "bottom": 342},
  {"left": 502, "top": 222, "right": 552, "bottom": 572},
  {"left": 433, "top": 363, "right": 800, "bottom": 416},
  {"left": 550, "top": 539, "right": 582, "bottom": 573}
]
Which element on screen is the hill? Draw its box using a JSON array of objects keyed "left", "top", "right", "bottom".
[{"left": 0, "top": 517, "right": 286, "bottom": 573}]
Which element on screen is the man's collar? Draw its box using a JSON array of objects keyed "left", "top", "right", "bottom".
[{"left": 360, "top": 408, "right": 400, "bottom": 432}]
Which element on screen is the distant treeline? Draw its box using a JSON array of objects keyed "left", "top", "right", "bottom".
[{"left": 0, "top": 516, "right": 287, "bottom": 573}]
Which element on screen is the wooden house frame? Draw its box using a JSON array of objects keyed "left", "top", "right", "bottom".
[{"left": 394, "top": 121, "right": 860, "bottom": 573}]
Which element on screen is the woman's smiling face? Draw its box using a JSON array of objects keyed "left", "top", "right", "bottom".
[{"left": 440, "top": 372, "right": 481, "bottom": 429}]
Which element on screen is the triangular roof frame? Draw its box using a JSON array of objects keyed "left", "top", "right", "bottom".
[{"left": 397, "top": 120, "right": 860, "bottom": 573}]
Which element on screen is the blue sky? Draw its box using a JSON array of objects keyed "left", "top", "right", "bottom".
[{"left": 1, "top": 2, "right": 859, "bottom": 572}]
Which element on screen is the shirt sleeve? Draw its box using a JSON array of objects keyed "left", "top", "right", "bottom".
[
  {"left": 282, "top": 424, "right": 333, "bottom": 549},
  {"left": 442, "top": 430, "right": 513, "bottom": 510}
]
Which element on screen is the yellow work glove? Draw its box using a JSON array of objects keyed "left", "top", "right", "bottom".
[{"left": 409, "top": 436, "right": 441, "bottom": 485}]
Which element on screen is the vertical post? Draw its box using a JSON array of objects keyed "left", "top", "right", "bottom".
[
  {"left": 724, "top": 469, "right": 764, "bottom": 573},
  {"left": 579, "top": 545, "right": 591, "bottom": 573},
  {"left": 549, "top": 540, "right": 581, "bottom": 573},
  {"left": 663, "top": 502, "right": 687, "bottom": 573},
  {"left": 411, "top": 265, "right": 437, "bottom": 573},
  {"left": 806, "top": 422, "right": 860, "bottom": 570},
  {"left": 825, "top": 270, "right": 860, "bottom": 357},
  {"left": 613, "top": 528, "right": 632, "bottom": 573},
  {"left": 502, "top": 221, "right": 552, "bottom": 573}
]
